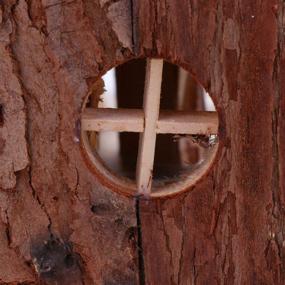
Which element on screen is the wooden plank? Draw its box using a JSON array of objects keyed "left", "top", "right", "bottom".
[
  {"left": 136, "top": 59, "right": 163, "bottom": 196},
  {"left": 157, "top": 110, "right": 218, "bottom": 134},
  {"left": 81, "top": 108, "right": 144, "bottom": 132},
  {"left": 82, "top": 108, "right": 218, "bottom": 134}
]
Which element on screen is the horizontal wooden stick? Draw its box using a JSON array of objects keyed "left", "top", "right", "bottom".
[
  {"left": 157, "top": 110, "right": 218, "bottom": 134},
  {"left": 81, "top": 108, "right": 144, "bottom": 132},
  {"left": 81, "top": 108, "right": 218, "bottom": 134}
]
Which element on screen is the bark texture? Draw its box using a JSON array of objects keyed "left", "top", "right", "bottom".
[
  {"left": 0, "top": 1, "right": 137, "bottom": 284},
  {"left": 0, "top": 0, "right": 284, "bottom": 285},
  {"left": 137, "top": 1, "right": 285, "bottom": 284}
]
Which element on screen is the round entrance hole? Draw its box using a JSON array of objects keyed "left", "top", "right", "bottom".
[{"left": 81, "top": 58, "right": 219, "bottom": 198}]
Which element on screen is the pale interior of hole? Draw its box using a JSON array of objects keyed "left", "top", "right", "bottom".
[
  {"left": 95, "top": 65, "right": 216, "bottom": 182},
  {"left": 96, "top": 69, "right": 122, "bottom": 174}
]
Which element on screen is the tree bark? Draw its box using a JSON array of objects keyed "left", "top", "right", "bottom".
[
  {"left": 137, "top": 1, "right": 285, "bottom": 284},
  {"left": 0, "top": 0, "right": 284, "bottom": 285},
  {"left": 0, "top": 1, "right": 137, "bottom": 284}
]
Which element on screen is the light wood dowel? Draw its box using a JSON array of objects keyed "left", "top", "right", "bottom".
[
  {"left": 82, "top": 108, "right": 218, "bottom": 134},
  {"left": 81, "top": 108, "right": 144, "bottom": 132},
  {"left": 136, "top": 59, "right": 163, "bottom": 196},
  {"left": 157, "top": 110, "right": 218, "bottom": 134}
]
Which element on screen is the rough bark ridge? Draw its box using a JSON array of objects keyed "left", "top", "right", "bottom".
[{"left": 0, "top": 0, "right": 284, "bottom": 285}]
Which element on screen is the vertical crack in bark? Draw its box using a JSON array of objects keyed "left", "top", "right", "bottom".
[
  {"left": 130, "top": 0, "right": 137, "bottom": 54},
  {"left": 28, "top": 167, "right": 53, "bottom": 233},
  {"left": 0, "top": 104, "right": 4, "bottom": 127},
  {"left": 270, "top": 1, "right": 285, "bottom": 279},
  {"left": 73, "top": 166, "right": 80, "bottom": 200},
  {"left": 272, "top": 5, "right": 282, "bottom": 219},
  {"left": 211, "top": 0, "right": 224, "bottom": 100},
  {"left": 4, "top": 210, "right": 12, "bottom": 247},
  {"left": 191, "top": 247, "right": 197, "bottom": 285},
  {"left": 152, "top": 1, "right": 158, "bottom": 55},
  {"left": 177, "top": 196, "right": 186, "bottom": 285},
  {"left": 135, "top": 198, "right": 145, "bottom": 285},
  {"left": 160, "top": 209, "right": 175, "bottom": 284}
]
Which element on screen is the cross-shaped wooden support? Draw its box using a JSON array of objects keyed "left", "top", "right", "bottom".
[{"left": 81, "top": 59, "right": 218, "bottom": 197}]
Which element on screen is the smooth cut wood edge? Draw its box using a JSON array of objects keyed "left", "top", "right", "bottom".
[{"left": 136, "top": 59, "right": 164, "bottom": 196}]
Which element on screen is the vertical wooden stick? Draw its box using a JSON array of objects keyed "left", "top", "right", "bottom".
[{"left": 136, "top": 59, "right": 163, "bottom": 196}]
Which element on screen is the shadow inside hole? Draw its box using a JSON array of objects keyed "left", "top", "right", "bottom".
[{"left": 86, "top": 58, "right": 217, "bottom": 186}]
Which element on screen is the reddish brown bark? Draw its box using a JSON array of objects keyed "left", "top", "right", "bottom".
[
  {"left": 0, "top": 1, "right": 137, "bottom": 284},
  {"left": 0, "top": 0, "right": 284, "bottom": 284},
  {"left": 137, "top": 1, "right": 285, "bottom": 284}
]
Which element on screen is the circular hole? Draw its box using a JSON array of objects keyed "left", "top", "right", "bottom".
[{"left": 81, "top": 58, "right": 219, "bottom": 197}]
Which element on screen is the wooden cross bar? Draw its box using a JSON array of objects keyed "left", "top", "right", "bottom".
[
  {"left": 136, "top": 59, "right": 163, "bottom": 196},
  {"left": 81, "top": 108, "right": 218, "bottom": 134},
  {"left": 81, "top": 59, "right": 218, "bottom": 196}
]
